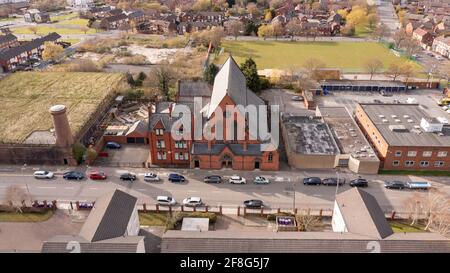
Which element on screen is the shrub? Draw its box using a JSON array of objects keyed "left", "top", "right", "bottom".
[
  {"left": 72, "top": 142, "right": 86, "bottom": 164},
  {"left": 260, "top": 77, "right": 272, "bottom": 90}
]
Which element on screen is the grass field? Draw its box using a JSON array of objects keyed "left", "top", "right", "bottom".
[
  {"left": 389, "top": 220, "right": 426, "bottom": 233},
  {"left": 0, "top": 72, "right": 128, "bottom": 143},
  {"left": 51, "top": 12, "right": 79, "bottom": 22},
  {"left": 220, "top": 41, "right": 422, "bottom": 73},
  {"left": 11, "top": 25, "right": 97, "bottom": 35},
  {"left": 0, "top": 210, "right": 54, "bottom": 222},
  {"left": 139, "top": 212, "right": 170, "bottom": 226}
]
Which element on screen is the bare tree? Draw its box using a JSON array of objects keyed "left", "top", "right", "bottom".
[
  {"left": 364, "top": 58, "right": 383, "bottom": 80},
  {"left": 403, "top": 192, "right": 424, "bottom": 226},
  {"left": 372, "top": 23, "right": 390, "bottom": 41},
  {"left": 402, "top": 38, "right": 421, "bottom": 58},
  {"left": 272, "top": 21, "right": 285, "bottom": 40},
  {"left": 302, "top": 57, "right": 326, "bottom": 78},
  {"left": 226, "top": 20, "right": 244, "bottom": 40},
  {"left": 4, "top": 186, "right": 31, "bottom": 213},
  {"left": 393, "top": 29, "right": 408, "bottom": 49},
  {"left": 296, "top": 213, "right": 321, "bottom": 231},
  {"left": 286, "top": 18, "right": 302, "bottom": 41},
  {"left": 401, "top": 63, "right": 415, "bottom": 85},
  {"left": 386, "top": 63, "right": 402, "bottom": 81},
  {"left": 28, "top": 25, "right": 38, "bottom": 35}
]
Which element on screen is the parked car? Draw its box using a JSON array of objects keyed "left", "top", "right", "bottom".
[
  {"left": 406, "top": 181, "right": 431, "bottom": 190},
  {"left": 33, "top": 170, "right": 54, "bottom": 179},
  {"left": 120, "top": 172, "right": 137, "bottom": 181},
  {"left": 384, "top": 181, "right": 406, "bottom": 190},
  {"left": 183, "top": 197, "right": 203, "bottom": 207},
  {"left": 106, "top": 141, "right": 121, "bottom": 149},
  {"left": 291, "top": 95, "right": 304, "bottom": 101},
  {"left": 89, "top": 171, "right": 107, "bottom": 180},
  {"left": 204, "top": 175, "right": 222, "bottom": 183},
  {"left": 157, "top": 196, "right": 176, "bottom": 206},
  {"left": 229, "top": 175, "right": 246, "bottom": 184},
  {"left": 349, "top": 178, "right": 368, "bottom": 187},
  {"left": 244, "top": 199, "right": 264, "bottom": 209},
  {"left": 144, "top": 173, "right": 160, "bottom": 182},
  {"left": 63, "top": 171, "right": 85, "bottom": 180},
  {"left": 303, "top": 177, "right": 322, "bottom": 185},
  {"left": 322, "top": 177, "right": 345, "bottom": 186},
  {"left": 253, "top": 176, "right": 270, "bottom": 184},
  {"left": 380, "top": 90, "right": 393, "bottom": 97},
  {"left": 168, "top": 173, "right": 185, "bottom": 183}
]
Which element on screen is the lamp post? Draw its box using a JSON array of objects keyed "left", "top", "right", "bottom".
[{"left": 335, "top": 170, "right": 340, "bottom": 197}]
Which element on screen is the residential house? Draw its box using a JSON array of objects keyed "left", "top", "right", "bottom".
[
  {"left": 137, "top": 19, "right": 176, "bottom": 35},
  {"left": 0, "top": 32, "right": 61, "bottom": 72},
  {"left": 66, "top": 0, "right": 94, "bottom": 9},
  {"left": 42, "top": 189, "right": 146, "bottom": 253},
  {"left": 432, "top": 35, "right": 450, "bottom": 58},
  {"left": 83, "top": 6, "right": 112, "bottom": 19},
  {"left": 127, "top": 10, "right": 146, "bottom": 25},
  {"left": 193, "top": 11, "right": 226, "bottom": 24},
  {"left": 24, "top": 9, "right": 50, "bottom": 23},
  {"left": 412, "top": 27, "right": 434, "bottom": 49},
  {"left": 0, "top": 33, "right": 19, "bottom": 51},
  {"left": 100, "top": 13, "right": 129, "bottom": 30}
]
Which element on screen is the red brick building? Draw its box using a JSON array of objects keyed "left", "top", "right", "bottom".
[
  {"left": 355, "top": 103, "right": 450, "bottom": 171},
  {"left": 147, "top": 57, "right": 279, "bottom": 171}
]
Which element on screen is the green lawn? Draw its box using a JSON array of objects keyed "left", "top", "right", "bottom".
[
  {"left": 221, "top": 41, "right": 422, "bottom": 73},
  {"left": 379, "top": 170, "right": 450, "bottom": 177},
  {"left": 51, "top": 12, "right": 79, "bottom": 22},
  {"left": 354, "top": 24, "right": 375, "bottom": 38},
  {"left": 56, "top": 18, "right": 89, "bottom": 27},
  {"left": 11, "top": 26, "right": 97, "bottom": 35},
  {"left": 0, "top": 210, "right": 54, "bottom": 222},
  {"left": 139, "top": 212, "right": 170, "bottom": 226},
  {"left": 389, "top": 220, "right": 426, "bottom": 233}
]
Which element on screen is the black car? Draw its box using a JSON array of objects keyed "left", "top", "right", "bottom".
[
  {"left": 322, "top": 178, "right": 345, "bottom": 186},
  {"left": 350, "top": 178, "right": 368, "bottom": 187},
  {"left": 243, "top": 199, "right": 264, "bottom": 209},
  {"left": 204, "top": 175, "right": 222, "bottom": 183},
  {"left": 303, "top": 177, "right": 322, "bottom": 185},
  {"left": 384, "top": 181, "right": 406, "bottom": 190},
  {"left": 63, "top": 171, "right": 85, "bottom": 180},
  {"left": 120, "top": 173, "right": 137, "bottom": 181}
]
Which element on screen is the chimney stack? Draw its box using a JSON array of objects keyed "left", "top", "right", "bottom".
[{"left": 49, "top": 105, "right": 74, "bottom": 148}]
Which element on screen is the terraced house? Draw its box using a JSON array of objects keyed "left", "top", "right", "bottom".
[{"left": 148, "top": 56, "right": 279, "bottom": 171}]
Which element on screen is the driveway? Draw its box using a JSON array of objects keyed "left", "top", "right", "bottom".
[
  {"left": 0, "top": 210, "right": 83, "bottom": 252},
  {"left": 376, "top": 0, "right": 401, "bottom": 35},
  {"left": 96, "top": 144, "right": 150, "bottom": 168}
]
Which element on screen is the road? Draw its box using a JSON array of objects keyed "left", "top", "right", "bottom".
[
  {"left": 0, "top": 165, "right": 449, "bottom": 213},
  {"left": 376, "top": 0, "right": 401, "bottom": 35}
]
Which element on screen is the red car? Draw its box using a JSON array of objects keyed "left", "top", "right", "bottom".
[{"left": 89, "top": 171, "right": 107, "bottom": 180}]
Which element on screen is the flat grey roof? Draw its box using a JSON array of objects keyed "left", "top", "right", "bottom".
[
  {"left": 317, "top": 107, "right": 379, "bottom": 161},
  {"left": 360, "top": 103, "right": 450, "bottom": 147},
  {"left": 281, "top": 114, "right": 340, "bottom": 155},
  {"left": 181, "top": 218, "right": 209, "bottom": 232}
]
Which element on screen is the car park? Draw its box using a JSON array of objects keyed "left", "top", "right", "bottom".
[
  {"left": 244, "top": 199, "right": 264, "bottom": 209},
  {"left": 229, "top": 176, "right": 246, "bottom": 184},
  {"left": 89, "top": 171, "right": 107, "bottom": 180},
  {"left": 384, "top": 181, "right": 406, "bottom": 190},
  {"left": 322, "top": 178, "right": 345, "bottom": 186},
  {"left": 33, "top": 170, "right": 54, "bottom": 179},
  {"left": 349, "top": 178, "right": 368, "bottom": 187},
  {"left": 253, "top": 176, "right": 270, "bottom": 184},
  {"left": 168, "top": 173, "right": 185, "bottom": 182},
  {"left": 106, "top": 141, "right": 121, "bottom": 149},
  {"left": 157, "top": 196, "right": 176, "bottom": 206},
  {"left": 63, "top": 171, "right": 85, "bottom": 180},
  {"left": 204, "top": 175, "right": 222, "bottom": 183},
  {"left": 183, "top": 197, "right": 203, "bottom": 207},
  {"left": 120, "top": 172, "right": 137, "bottom": 181},
  {"left": 303, "top": 177, "right": 322, "bottom": 185},
  {"left": 144, "top": 173, "right": 160, "bottom": 182},
  {"left": 380, "top": 91, "right": 393, "bottom": 97}
]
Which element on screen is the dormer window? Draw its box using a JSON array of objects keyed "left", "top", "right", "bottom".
[{"left": 155, "top": 129, "right": 164, "bottom": 136}]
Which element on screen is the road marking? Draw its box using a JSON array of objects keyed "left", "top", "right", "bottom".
[
  {"left": 187, "top": 190, "right": 197, "bottom": 193},
  {"left": 64, "top": 187, "right": 75, "bottom": 190},
  {"left": 0, "top": 174, "right": 33, "bottom": 177},
  {"left": 89, "top": 187, "right": 98, "bottom": 190},
  {"left": 37, "top": 186, "right": 56, "bottom": 189},
  {"left": 313, "top": 194, "right": 322, "bottom": 197},
  {"left": 136, "top": 188, "right": 147, "bottom": 191}
]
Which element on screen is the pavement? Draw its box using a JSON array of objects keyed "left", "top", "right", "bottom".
[{"left": 375, "top": 0, "right": 401, "bottom": 35}]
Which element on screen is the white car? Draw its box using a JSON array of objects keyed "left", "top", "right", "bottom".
[
  {"left": 157, "top": 196, "right": 176, "bottom": 206},
  {"left": 183, "top": 197, "right": 203, "bottom": 207},
  {"left": 229, "top": 176, "right": 246, "bottom": 184},
  {"left": 144, "top": 173, "right": 160, "bottom": 182},
  {"left": 33, "top": 170, "right": 54, "bottom": 179},
  {"left": 253, "top": 176, "right": 270, "bottom": 184}
]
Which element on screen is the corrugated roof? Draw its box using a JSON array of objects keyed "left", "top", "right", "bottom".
[
  {"left": 79, "top": 189, "right": 137, "bottom": 242},
  {"left": 336, "top": 188, "right": 394, "bottom": 239}
]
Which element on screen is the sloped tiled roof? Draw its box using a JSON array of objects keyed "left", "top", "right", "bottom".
[
  {"left": 0, "top": 34, "right": 17, "bottom": 46},
  {"left": 79, "top": 190, "right": 137, "bottom": 242},
  {"left": 336, "top": 188, "right": 394, "bottom": 239},
  {"left": 0, "top": 32, "right": 61, "bottom": 61}
]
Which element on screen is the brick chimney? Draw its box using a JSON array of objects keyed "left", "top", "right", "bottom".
[
  {"left": 207, "top": 141, "right": 212, "bottom": 151},
  {"left": 49, "top": 105, "right": 73, "bottom": 148}
]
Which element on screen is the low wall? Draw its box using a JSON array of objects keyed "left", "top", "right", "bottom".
[{"left": 0, "top": 144, "right": 76, "bottom": 165}]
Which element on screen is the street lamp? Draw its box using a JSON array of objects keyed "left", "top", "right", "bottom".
[{"left": 335, "top": 170, "right": 340, "bottom": 197}]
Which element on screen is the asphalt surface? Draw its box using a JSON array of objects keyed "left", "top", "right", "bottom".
[{"left": 0, "top": 165, "right": 448, "bottom": 213}]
